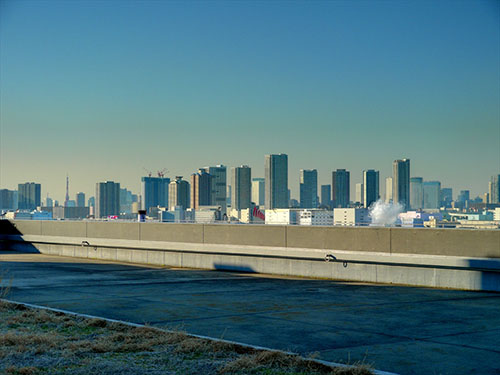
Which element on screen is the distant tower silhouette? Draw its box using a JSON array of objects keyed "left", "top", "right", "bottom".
[{"left": 65, "top": 175, "right": 70, "bottom": 207}]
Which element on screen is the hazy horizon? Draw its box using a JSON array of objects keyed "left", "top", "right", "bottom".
[{"left": 1, "top": 0, "right": 499, "bottom": 202}]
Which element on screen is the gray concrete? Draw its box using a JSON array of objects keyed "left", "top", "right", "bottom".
[
  {"left": 4, "top": 220, "right": 500, "bottom": 258},
  {"left": 4, "top": 232, "right": 500, "bottom": 291},
  {"left": 1, "top": 252, "right": 499, "bottom": 375}
]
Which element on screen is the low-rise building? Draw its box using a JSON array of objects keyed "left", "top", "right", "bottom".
[
  {"left": 265, "top": 209, "right": 300, "bottom": 225},
  {"left": 333, "top": 208, "right": 371, "bottom": 226},
  {"left": 299, "top": 209, "right": 333, "bottom": 226}
]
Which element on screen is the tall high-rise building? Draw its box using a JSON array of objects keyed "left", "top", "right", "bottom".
[
  {"left": 423, "top": 181, "right": 441, "bottom": 209},
  {"left": 18, "top": 182, "right": 41, "bottom": 210},
  {"left": 45, "top": 196, "right": 53, "bottom": 208},
  {"left": 95, "top": 181, "right": 120, "bottom": 218},
  {"left": 363, "top": 170, "right": 379, "bottom": 208},
  {"left": 76, "top": 192, "right": 85, "bottom": 207},
  {"left": 299, "top": 169, "right": 318, "bottom": 208},
  {"left": 490, "top": 175, "right": 500, "bottom": 204},
  {"left": 190, "top": 169, "right": 212, "bottom": 209},
  {"left": 440, "top": 188, "right": 453, "bottom": 207},
  {"left": 410, "top": 177, "right": 424, "bottom": 210},
  {"left": 332, "top": 169, "right": 350, "bottom": 208},
  {"left": 141, "top": 177, "right": 170, "bottom": 212},
  {"left": 320, "top": 184, "right": 331, "bottom": 208},
  {"left": 393, "top": 159, "right": 410, "bottom": 210},
  {"left": 231, "top": 166, "right": 252, "bottom": 210},
  {"left": 265, "top": 154, "right": 288, "bottom": 209},
  {"left": 0, "top": 189, "right": 16, "bottom": 210},
  {"left": 120, "top": 188, "right": 135, "bottom": 214},
  {"left": 385, "top": 177, "right": 393, "bottom": 203},
  {"left": 355, "top": 183, "right": 363, "bottom": 205},
  {"left": 168, "top": 177, "right": 190, "bottom": 210},
  {"left": 203, "top": 165, "right": 227, "bottom": 214},
  {"left": 458, "top": 190, "right": 470, "bottom": 203},
  {"left": 251, "top": 178, "right": 265, "bottom": 206}
]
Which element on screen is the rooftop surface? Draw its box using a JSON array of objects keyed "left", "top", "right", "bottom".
[{"left": 1, "top": 251, "right": 499, "bottom": 374}]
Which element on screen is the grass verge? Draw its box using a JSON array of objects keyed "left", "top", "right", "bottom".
[{"left": 0, "top": 300, "right": 372, "bottom": 375}]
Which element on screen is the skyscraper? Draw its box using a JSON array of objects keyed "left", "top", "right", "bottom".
[
  {"left": 363, "top": 170, "right": 379, "bottom": 208},
  {"left": 0, "top": 189, "right": 16, "bottom": 210},
  {"left": 410, "top": 177, "right": 424, "bottom": 210},
  {"left": 95, "top": 181, "right": 120, "bottom": 218},
  {"left": 120, "top": 188, "right": 135, "bottom": 214},
  {"left": 231, "top": 165, "right": 252, "bottom": 210},
  {"left": 251, "top": 178, "right": 265, "bottom": 206},
  {"left": 393, "top": 159, "right": 410, "bottom": 210},
  {"left": 440, "top": 188, "right": 453, "bottom": 207},
  {"left": 168, "top": 177, "right": 190, "bottom": 210},
  {"left": 320, "top": 184, "right": 331, "bottom": 208},
  {"left": 76, "top": 192, "right": 85, "bottom": 207},
  {"left": 203, "top": 165, "right": 227, "bottom": 214},
  {"left": 332, "top": 169, "right": 350, "bottom": 208},
  {"left": 490, "top": 175, "right": 500, "bottom": 204},
  {"left": 385, "top": 177, "right": 393, "bottom": 203},
  {"left": 17, "top": 182, "right": 41, "bottom": 210},
  {"left": 423, "top": 181, "right": 441, "bottom": 209},
  {"left": 299, "top": 169, "right": 318, "bottom": 208},
  {"left": 458, "top": 190, "right": 470, "bottom": 204},
  {"left": 190, "top": 169, "right": 212, "bottom": 209},
  {"left": 265, "top": 154, "right": 288, "bottom": 209},
  {"left": 141, "top": 176, "right": 170, "bottom": 212}
]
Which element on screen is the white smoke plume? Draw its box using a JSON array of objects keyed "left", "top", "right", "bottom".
[{"left": 369, "top": 199, "right": 403, "bottom": 226}]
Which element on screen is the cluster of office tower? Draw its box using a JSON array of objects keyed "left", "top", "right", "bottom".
[{"left": 2, "top": 157, "right": 499, "bottom": 220}]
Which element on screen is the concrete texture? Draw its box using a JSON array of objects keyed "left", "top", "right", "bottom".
[
  {"left": 204, "top": 224, "right": 287, "bottom": 247},
  {"left": 390, "top": 227, "right": 500, "bottom": 257},
  {"left": 1, "top": 251, "right": 499, "bottom": 375},
  {"left": 6, "top": 220, "right": 500, "bottom": 258},
  {"left": 140, "top": 222, "right": 204, "bottom": 243},
  {"left": 9, "top": 220, "right": 42, "bottom": 235},
  {"left": 286, "top": 226, "right": 391, "bottom": 252},
  {"left": 86, "top": 222, "right": 140, "bottom": 240},
  {"left": 40, "top": 221, "right": 87, "bottom": 238}
]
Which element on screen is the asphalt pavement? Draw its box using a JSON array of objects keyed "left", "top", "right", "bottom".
[{"left": 1, "top": 251, "right": 499, "bottom": 375}]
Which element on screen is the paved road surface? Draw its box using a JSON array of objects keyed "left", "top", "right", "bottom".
[{"left": 1, "top": 252, "right": 499, "bottom": 374}]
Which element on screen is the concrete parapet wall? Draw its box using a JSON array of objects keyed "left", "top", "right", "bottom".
[
  {"left": 286, "top": 226, "right": 391, "bottom": 252},
  {"left": 41, "top": 221, "right": 87, "bottom": 238},
  {"left": 140, "top": 223, "right": 203, "bottom": 243},
  {"left": 2, "top": 220, "right": 500, "bottom": 291},
  {"left": 204, "top": 224, "right": 286, "bottom": 247},
  {"left": 3, "top": 220, "right": 498, "bottom": 258},
  {"left": 390, "top": 227, "right": 500, "bottom": 257}
]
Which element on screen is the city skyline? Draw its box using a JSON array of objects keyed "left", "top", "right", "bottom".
[
  {"left": 1, "top": 1, "right": 499, "bottom": 200},
  {"left": 2, "top": 156, "right": 499, "bottom": 205}
]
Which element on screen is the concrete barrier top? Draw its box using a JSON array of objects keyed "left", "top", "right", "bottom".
[{"left": 2, "top": 220, "right": 499, "bottom": 259}]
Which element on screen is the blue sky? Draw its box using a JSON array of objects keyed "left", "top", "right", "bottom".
[{"left": 1, "top": 0, "right": 499, "bottom": 201}]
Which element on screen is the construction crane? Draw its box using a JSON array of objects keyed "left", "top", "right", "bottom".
[
  {"left": 157, "top": 168, "right": 169, "bottom": 178},
  {"left": 142, "top": 168, "right": 152, "bottom": 177}
]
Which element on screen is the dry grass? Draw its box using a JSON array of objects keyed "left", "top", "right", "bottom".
[{"left": 0, "top": 300, "right": 373, "bottom": 375}]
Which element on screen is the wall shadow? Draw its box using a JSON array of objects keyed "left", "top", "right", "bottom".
[
  {"left": 213, "top": 262, "right": 256, "bottom": 273},
  {"left": 0, "top": 220, "right": 40, "bottom": 253},
  {"left": 467, "top": 258, "right": 500, "bottom": 292}
]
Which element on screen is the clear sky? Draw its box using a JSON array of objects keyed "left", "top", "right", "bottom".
[{"left": 1, "top": 0, "right": 499, "bottom": 202}]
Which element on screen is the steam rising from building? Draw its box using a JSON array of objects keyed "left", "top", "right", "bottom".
[{"left": 369, "top": 199, "right": 403, "bottom": 226}]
